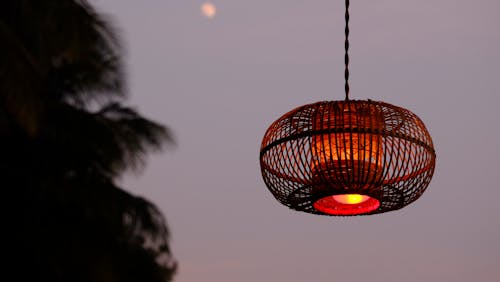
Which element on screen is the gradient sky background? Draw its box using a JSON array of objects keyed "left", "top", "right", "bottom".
[{"left": 93, "top": 1, "right": 500, "bottom": 281}]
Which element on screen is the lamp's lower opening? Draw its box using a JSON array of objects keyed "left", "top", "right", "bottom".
[{"left": 313, "top": 194, "right": 380, "bottom": 215}]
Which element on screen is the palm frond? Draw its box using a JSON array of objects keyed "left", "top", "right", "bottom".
[
  {"left": 2, "top": 1, "right": 177, "bottom": 281},
  {"left": 38, "top": 102, "right": 173, "bottom": 179},
  {"left": 0, "top": 0, "right": 125, "bottom": 111}
]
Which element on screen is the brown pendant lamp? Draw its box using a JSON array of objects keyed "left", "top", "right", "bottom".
[{"left": 259, "top": 0, "right": 436, "bottom": 216}]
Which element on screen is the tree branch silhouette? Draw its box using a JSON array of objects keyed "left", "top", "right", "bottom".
[{"left": 1, "top": 1, "right": 176, "bottom": 281}]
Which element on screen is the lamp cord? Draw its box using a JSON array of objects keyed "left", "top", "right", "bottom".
[{"left": 344, "top": 0, "right": 350, "bottom": 100}]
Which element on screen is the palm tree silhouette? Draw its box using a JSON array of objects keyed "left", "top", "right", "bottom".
[{"left": 1, "top": 1, "right": 176, "bottom": 281}]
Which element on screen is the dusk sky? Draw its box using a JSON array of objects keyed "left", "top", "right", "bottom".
[{"left": 94, "top": 1, "right": 500, "bottom": 281}]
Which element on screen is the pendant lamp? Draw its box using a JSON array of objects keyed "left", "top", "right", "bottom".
[{"left": 259, "top": 0, "right": 436, "bottom": 216}]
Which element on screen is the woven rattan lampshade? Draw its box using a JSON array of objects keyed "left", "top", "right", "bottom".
[
  {"left": 259, "top": 1, "right": 436, "bottom": 216},
  {"left": 260, "top": 100, "right": 435, "bottom": 216}
]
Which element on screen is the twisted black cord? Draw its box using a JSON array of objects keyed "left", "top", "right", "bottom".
[{"left": 344, "top": 0, "right": 350, "bottom": 100}]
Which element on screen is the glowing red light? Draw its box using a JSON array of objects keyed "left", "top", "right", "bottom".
[{"left": 313, "top": 194, "right": 380, "bottom": 215}]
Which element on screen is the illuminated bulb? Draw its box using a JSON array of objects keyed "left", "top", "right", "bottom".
[{"left": 333, "top": 194, "right": 369, "bottom": 205}]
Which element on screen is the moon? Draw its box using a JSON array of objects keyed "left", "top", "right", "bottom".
[{"left": 201, "top": 2, "right": 216, "bottom": 19}]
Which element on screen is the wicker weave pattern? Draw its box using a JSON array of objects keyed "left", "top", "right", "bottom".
[{"left": 260, "top": 100, "right": 436, "bottom": 216}]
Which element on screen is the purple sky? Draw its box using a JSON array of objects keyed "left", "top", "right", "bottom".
[{"left": 94, "top": 1, "right": 500, "bottom": 281}]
